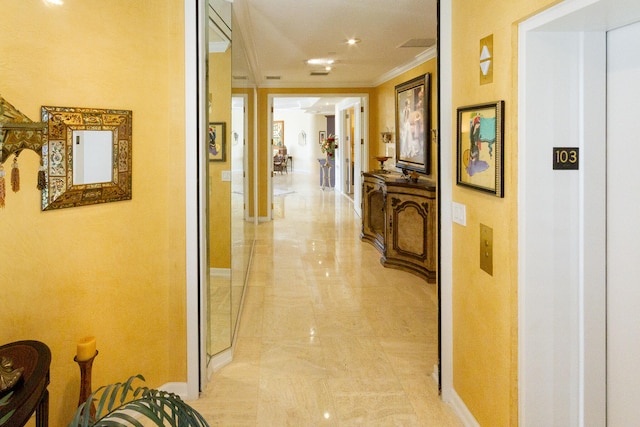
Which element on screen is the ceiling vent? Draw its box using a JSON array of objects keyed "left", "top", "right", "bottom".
[
  {"left": 233, "top": 75, "right": 248, "bottom": 80},
  {"left": 398, "top": 38, "right": 435, "bottom": 48},
  {"left": 265, "top": 75, "right": 281, "bottom": 80},
  {"left": 310, "top": 71, "right": 329, "bottom": 76}
]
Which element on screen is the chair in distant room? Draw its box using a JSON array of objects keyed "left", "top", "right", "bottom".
[{"left": 273, "top": 155, "right": 288, "bottom": 174}]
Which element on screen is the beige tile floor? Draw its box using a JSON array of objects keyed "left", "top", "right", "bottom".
[{"left": 191, "top": 171, "right": 462, "bottom": 426}]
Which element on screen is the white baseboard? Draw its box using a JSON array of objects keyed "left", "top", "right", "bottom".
[
  {"left": 207, "top": 347, "right": 233, "bottom": 379},
  {"left": 156, "top": 349, "right": 233, "bottom": 402},
  {"left": 449, "top": 389, "right": 480, "bottom": 427},
  {"left": 209, "top": 268, "right": 231, "bottom": 277},
  {"left": 158, "top": 382, "right": 189, "bottom": 400}
]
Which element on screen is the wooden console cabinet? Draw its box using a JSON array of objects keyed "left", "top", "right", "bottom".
[{"left": 361, "top": 172, "right": 436, "bottom": 282}]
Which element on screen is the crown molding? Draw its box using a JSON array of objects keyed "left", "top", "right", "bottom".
[{"left": 373, "top": 46, "right": 437, "bottom": 87}]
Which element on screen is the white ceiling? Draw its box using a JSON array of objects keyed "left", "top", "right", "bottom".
[{"left": 230, "top": 0, "right": 438, "bottom": 89}]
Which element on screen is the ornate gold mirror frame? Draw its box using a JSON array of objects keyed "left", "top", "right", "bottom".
[{"left": 41, "top": 106, "right": 132, "bottom": 210}]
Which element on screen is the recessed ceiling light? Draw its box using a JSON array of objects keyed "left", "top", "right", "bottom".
[
  {"left": 43, "top": 0, "right": 64, "bottom": 5},
  {"left": 307, "top": 59, "right": 334, "bottom": 65},
  {"left": 325, "top": 66, "right": 332, "bottom": 71},
  {"left": 346, "top": 38, "right": 361, "bottom": 45}
]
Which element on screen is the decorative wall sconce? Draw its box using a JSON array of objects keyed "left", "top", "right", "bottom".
[
  {"left": 0, "top": 95, "right": 46, "bottom": 207},
  {"left": 0, "top": 95, "right": 45, "bottom": 164},
  {"left": 381, "top": 131, "right": 393, "bottom": 144}
]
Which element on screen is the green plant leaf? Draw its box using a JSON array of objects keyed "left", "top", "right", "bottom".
[
  {"left": 0, "top": 391, "right": 13, "bottom": 407},
  {"left": 0, "top": 409, "right": 16, "bottom": 426},
  {"left": 97, "top": 411, "right": 145, "bottom": 426},
  {"left": 69, "top": 375, "right": 209, "bottom": 427}
]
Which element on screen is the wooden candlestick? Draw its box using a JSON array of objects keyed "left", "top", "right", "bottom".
[{"left": 75, "top": 350, "right": 98, "bottom": 419}]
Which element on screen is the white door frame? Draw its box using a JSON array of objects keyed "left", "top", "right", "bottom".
[
  {"left": 232, "top": 94, "right": 250, "bottom": 221},
  {"left": 355, "top": 100, "right": 364, "bottom": 217},
  {"left": 185, "top": 0, "right": 207, "bottom": 400},
  {"left": 336, "top": 97, "right": 366, "bottom": 215},
  {"left": 518, "top": 0, "right": 640, "bottom": 424},
  {"left": 437, "top": 0, "right": 455, "bottom": 411},
  {"left": 339, "top": 107, "right": 353, "bottom": 195}
]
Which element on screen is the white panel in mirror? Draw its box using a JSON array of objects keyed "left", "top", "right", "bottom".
[{"left": 72, "top": 130, "right": 113, "bottom": 185}]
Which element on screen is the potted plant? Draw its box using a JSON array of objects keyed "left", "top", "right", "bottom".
[{"left": 69, "top": 375, "right": 209, "bottom": 427}]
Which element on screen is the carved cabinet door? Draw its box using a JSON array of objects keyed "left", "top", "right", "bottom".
[
  {"left": 361, "top": 175, "right": 386, "bottom": 253},
  {"left": 384, "top": 189, "right": 435, "bottom": 282}
]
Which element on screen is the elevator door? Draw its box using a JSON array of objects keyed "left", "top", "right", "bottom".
[{"left": 606, "top": 20, "right": 640, "bottom": 426}]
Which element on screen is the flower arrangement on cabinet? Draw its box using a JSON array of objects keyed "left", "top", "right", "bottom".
[{"left": 320, "top": 134, "right": 338, "bottom": 158}]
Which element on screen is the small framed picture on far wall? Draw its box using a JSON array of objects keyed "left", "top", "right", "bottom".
[
  {"left": 209, "top": 122, "right": 226, "bottom": 162},
  {"left": 273, "top": 120, "right": 284, "bottom": 146}
]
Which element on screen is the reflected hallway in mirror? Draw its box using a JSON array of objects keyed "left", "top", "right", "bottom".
[
  {"left": 205, "top": 0, "right": 257, "bottom": 373},
  {"left": 206, "top": 15, "right": 233, "bottom": 359}
]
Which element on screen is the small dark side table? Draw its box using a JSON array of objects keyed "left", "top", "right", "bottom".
[{"left": 0, "top": 340, "right": 51, "bottom": 427}]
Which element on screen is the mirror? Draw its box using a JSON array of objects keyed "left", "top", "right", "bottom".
[
  {"left": 72, "top": 130, "right": 113, "bottom": 185},
  {"left": 205, "top": 0, "right": 257, "bottom": 367},
  {"left": 41, "top": 106, "right": 132, "bottom": 210},
  {"left": 206, "top": 1, "right": 233, "bottom": 359},
  {"left": 230, "top": 93, "right": 254, "bottom": 346},
  {"left": 229, "top": 10, "right": 257, "bottom": 358}
]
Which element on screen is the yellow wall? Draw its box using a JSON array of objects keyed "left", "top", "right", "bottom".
[
  {"left": 451, "top": 1, "right": 556, "bottom": 425},
  {"left": 208, "top": 51, "right": 232, "bottom": 268},
  {"left": 374, "top": 58, "right": 437, "bottom": 177},
  {"left": 256, "top": 87, "right": 376, "bottom": 217},
  {"left": 0, "top": 2, "right": 186, "bottom": 425}
]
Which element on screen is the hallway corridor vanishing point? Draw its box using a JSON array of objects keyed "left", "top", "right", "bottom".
[{"left": 191, "top": 172, "right": 462, "bottom": 426}]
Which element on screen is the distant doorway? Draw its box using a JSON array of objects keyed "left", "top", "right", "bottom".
[{"left": 267, "top": 94, "right": 368, "bottom": 220}]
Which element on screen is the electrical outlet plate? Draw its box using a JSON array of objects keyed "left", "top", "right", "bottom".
[{"left": 480, "top": 223, "right": 493, "bottom": 275}]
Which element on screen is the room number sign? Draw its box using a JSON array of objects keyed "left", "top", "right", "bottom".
[{"left": 553, "top": 147, "right": 579, "bottom": 170}]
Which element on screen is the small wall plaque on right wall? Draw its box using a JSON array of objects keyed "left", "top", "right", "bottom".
[{"left": 480, "top": 34, "right": 494, "bottom": 85}]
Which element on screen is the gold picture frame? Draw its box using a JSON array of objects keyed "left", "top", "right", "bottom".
[
  {"left": 208, "top": 122, "right": 226, "bottom": 162},
  {"left": 273, "top": 120, "right": 284, "bottom": 146},
  {"left": 395, "top": 73, "right": 430, "bottom": 175}
]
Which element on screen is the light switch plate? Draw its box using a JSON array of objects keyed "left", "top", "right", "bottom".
[
  {"left": 221, "top": 170, "right": 231, "bottom": 181},
  {"left": 452, "top": 202, "right": 467, "bottom": 226},
  {"left": 480, "top": 223, "right": 493, "bottom": 276}
]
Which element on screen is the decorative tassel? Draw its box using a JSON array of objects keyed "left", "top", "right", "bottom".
[
  {"left": 37, "top": 160, "right": 46, "bottom": 191},
  {"left": 11, "top": 156, "right": 19, "bottom": 193},
  {"left": 0, "top": 164, "right": 5, "bottom": 208}
]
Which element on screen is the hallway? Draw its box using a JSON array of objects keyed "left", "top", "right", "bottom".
[{"left": 192, "top": 172, "right": 462, "bottom": 426}]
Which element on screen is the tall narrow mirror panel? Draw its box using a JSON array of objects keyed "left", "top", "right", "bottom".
[
  {"left": 205, "top": 0, "right": 257, "bottom": 370},
  {"left": 206, "top": 0, "right": 234, "bottom": 361}
]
